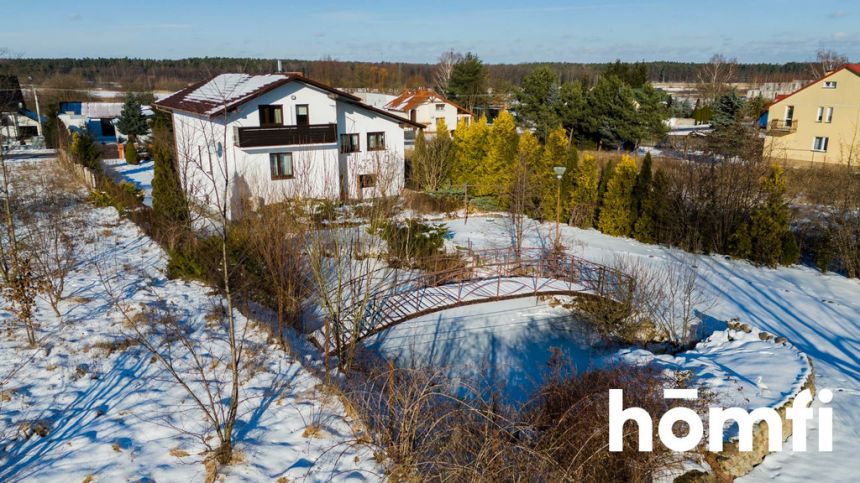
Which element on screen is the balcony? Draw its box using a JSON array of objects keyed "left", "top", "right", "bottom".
[
  {"left": 768, "top": 119, "right": 798, "bottom": 134},
  {"left": 234, "top": 123, "right": 337, "bottom": 148}
]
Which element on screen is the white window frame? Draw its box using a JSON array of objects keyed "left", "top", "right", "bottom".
[
  {"left": 812, "top": 136, "right": 829, "bottom": 152},
  {"left": 816, "top": 106, "right": 824, "bottom": 123},
  {"left": 826, "top": 107, "right": 833, "bottom": 123},
  {"left": 823, "top": 81, "right": 837, "bottom": 89},
  {"left": 435, "top": 103, "right": 446, "bottom": 112}
]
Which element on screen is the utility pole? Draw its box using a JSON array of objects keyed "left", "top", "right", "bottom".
[{"left": 27, "top": 77, "right": 42, "bottom": 137}]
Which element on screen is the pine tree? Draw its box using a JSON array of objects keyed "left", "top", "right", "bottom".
[
  {"left": 515, "top": 66, "right": 560, "bottom": 142},
  {"left": 597, "top": 155, "right": 638, "bottom": 237},
  {"left": 480, "top": 111, "right": 518, "bottom": 197},
  {"left": 116, "top": 93, "right": 149, "bottom": 142},
  {"left": 570, "top": 154, "right": 600, "bottom": 228},
  {"left": 730, "top": 222, "right": 753, "bottom": 259}
]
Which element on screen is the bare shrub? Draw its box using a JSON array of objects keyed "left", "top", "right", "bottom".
[{"left": 346, "top": 362, "right": 694, "bottom": 482}]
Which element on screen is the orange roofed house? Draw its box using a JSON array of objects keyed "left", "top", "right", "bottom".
[
  {"left": 384, "top": 89, "right": 472, "bottom": 137},
  {"left": 764, "top": 64, "right": 860, "bottom": 165}
]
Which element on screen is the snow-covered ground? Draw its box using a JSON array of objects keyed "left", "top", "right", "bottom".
[
  {"left": 101, "top": 158, "right": 154, "bottom": 206},
  {"left": 0, "top": 157, "right": 379, "bottom": 482},
  {"left": 380, "top": 217, "right": 860, "bottom": 481}
]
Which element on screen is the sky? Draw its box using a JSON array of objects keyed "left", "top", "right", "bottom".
[{"left": 2, "top": 0, "right": 858, "bottom": 63}]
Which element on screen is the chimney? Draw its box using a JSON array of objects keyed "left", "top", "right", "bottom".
[{"left": 276, "top": 59, "right": 283, "bottom": 73}]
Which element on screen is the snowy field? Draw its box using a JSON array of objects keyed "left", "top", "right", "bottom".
[
  {"left": 101, "top": 158, "right": 154, "bottom": 207},
  {"left": 0, "top": 157, "right": 379, "bottom": 482},
  {"left": 427, "top": 215, "right": 860, "bottom": 482}
]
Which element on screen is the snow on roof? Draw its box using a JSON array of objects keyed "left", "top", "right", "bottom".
[
  {"left": 81, "top": 102, "right": 123, "bottom": 118},
  {"left": 184, "top": 73, "right": 288, "bottom": 113}
]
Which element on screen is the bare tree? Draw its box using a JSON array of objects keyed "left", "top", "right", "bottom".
[
  {"left": 811, "top": 49, "right": 848, "bottom": 79},
  {"left": 411, "top": 130, "right": 454, "bottom": 192},
  {"left": 433, "top": 50, "right": 462, "bottom": 94},
  {"left": 697, "top": 54, "right": 737, "bottom": 104}
]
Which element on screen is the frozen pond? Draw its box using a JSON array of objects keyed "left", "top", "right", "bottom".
[{"left": 364, "top": 296, "right": 608, "bottom": 404}]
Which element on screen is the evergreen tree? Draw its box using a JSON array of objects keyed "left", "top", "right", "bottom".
[
  {"left": 597, "top": 155, "right": 638, "bottom": 237},
  {"left": 595, "top": 159, "right": 614, "bottom": 223},
  {"left": 557, "top": 81, "right": 588, "bottom": 142},
  {"left": 125, "top": 139, "right": 139, "bottom": 165},
  {"left": 585, "top": 76, "right": 640, "bottom": 149},
  {"left": 634, "top": 168, "right": 670, "bottom": 243},
  {"left": 480, "top": 111, "right": 518, "bottom": 197},
  {"left": 116, "top": 93, "right": 149, "bottom": 142},
  {"left": 633, "top": 85, "right": 670, "bottom": 144},
  {"left": 446, "top": 52, "right": 486, "bottom": 111},
  {"left": 151, "top": 115, "right": 190, "bottom": 239},
  {"left": 730, "top": 222, "right": 753, "bottom": 259},
  {"left": 631, "top": 152, "right": 653, "bottom": 222},
  {"left": 411, "top": 129, "right": 427, "bottom": 188},
  {"left": 538, "top": 127, "right": 575, "bottom": 221},
  {"left": 746, "top": 165, "right": 792, "bottom": 267},
  {"left": 570, "top": 154, "right": 599, "bottom": 228},
  {"left": 451, "top": 116, "right": 490, "bottom": 190},
  {"left": 515, "top": 66, "right": 560, "bottom": 142},
  {"left": 70, "top": 129, "right": 101, "bottom": 172}
]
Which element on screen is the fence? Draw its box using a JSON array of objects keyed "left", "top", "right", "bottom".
[{"left": 327, "top": 247, "right": 634, "bottom": 343}]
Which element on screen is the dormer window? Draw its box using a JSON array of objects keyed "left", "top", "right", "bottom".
[
  {"left": 823, "top": 81, "right": 837, "bottom": 89},
  {"left": 259, "top": 105, "right": 283, "bottom": 126}
]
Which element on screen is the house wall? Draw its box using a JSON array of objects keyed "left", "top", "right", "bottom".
[
  {"left": 764, "top": 69, "right": 860, "bottom": 165},
  {"left": 171, "top": 81, "right": 406, "bottom": 217}
]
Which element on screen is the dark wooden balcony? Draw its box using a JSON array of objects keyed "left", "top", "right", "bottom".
[
  {"left": 768, "top": 119, "right": 797, "bottom": 134},
  {"left": 234, "top": 123, "right": 337, "bottom": 148}
]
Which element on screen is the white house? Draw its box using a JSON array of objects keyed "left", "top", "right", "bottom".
[
  {"left": 384, "top": 89, "right": 472, "bottom": 136},
  {"left": 154, "top": 73, "right": 423, "bottom": 216}
]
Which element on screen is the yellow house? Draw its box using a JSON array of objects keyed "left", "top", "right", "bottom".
[{"left": 764, "top": 64, "right": 860, "bottom": 165}]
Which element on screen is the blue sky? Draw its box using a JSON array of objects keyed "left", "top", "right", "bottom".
[{"left": 2, "top": 0, "right": 857, "bottom": 63}]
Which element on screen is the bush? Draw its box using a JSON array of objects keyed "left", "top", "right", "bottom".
[
  {"left": 125, "top": 140, "right": 139, "bottom": 165},
  {"left": 372, "top": 218, "right": 448, "bottom": 266},
  {"left": 780, "top": 232, "right": 800, "bottom": 265},
  {"left": 347, "top": 363, "right": 691, "bottom": 482}
]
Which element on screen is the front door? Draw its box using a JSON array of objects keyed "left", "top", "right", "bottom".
[{"left": 296, "top": 104, "right": 309, "bottom": 126}]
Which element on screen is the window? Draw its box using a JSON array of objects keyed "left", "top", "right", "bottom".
[
  {"left": 340, "top": 133, "right": 359, "bottom": 153},
  {"left": 358, "top": 174, "right": 376, "bottom": 189},
  {"left": 826, "top": 107, "right": 834, "bottom": 123},
  {"left": 823, "top": 81, "right": 837, "bottom": 89},
  {"left": 816, "top": 106, "right": 824, "bottom": 123},
  {"left": 435, "top": 103, "right": 446, "bottom": 112},
  {"left": 367, "top": 132, "right": 385, "bottom": 151},
  {"left": 813, "top": 136, "right": 829, "bottom": 152},
  {"left": 296, "top": 104, "right": 309, "bottom": 126},
  {"left": 269, "top": 152, "right": 293, "bottom": 179},
  {"left": 784, "top": 105, "right": 794, "bottom": 125},
  {"left": 259, "top": 105, "right": 283, "bottom": 126}
]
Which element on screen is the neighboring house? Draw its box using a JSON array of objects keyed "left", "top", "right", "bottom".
[
  {"left": 0, "top": 75, "right": 41, "bottom": 145},
  {"left": 764, "top": 64, "right": 860, "bottom": 164},
  {"left": 384, "top": 89, "right": 472, "bottom": 136},
  {"left": 154, "top": 72, "right": 423, "bottom": 216},
  {"left": 59, "top": 102, "right": 152, "bottom": 144}
]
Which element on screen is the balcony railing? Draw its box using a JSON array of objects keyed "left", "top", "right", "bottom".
[
  {"left": 234, "top": 123, "right": 337, "bottom": 148},
  {"left": 768, "top": 119, "right": 798, "bottom": 134}
]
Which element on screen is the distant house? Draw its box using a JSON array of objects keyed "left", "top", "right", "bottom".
[
  {"left": 384, "top": 89, "right": 472, "bottom": 136},
  {"left": 0, "top": 75, "right": 42, "bottom": 145},
  {"left": 58, "top": 101, "right": 153, "bottom": 144},
  {"left": 764, "top": 64, "right": 860, "bottom": 164},
  {"left": 154, "top": 72, "right": 423, "bottom": 216}
]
